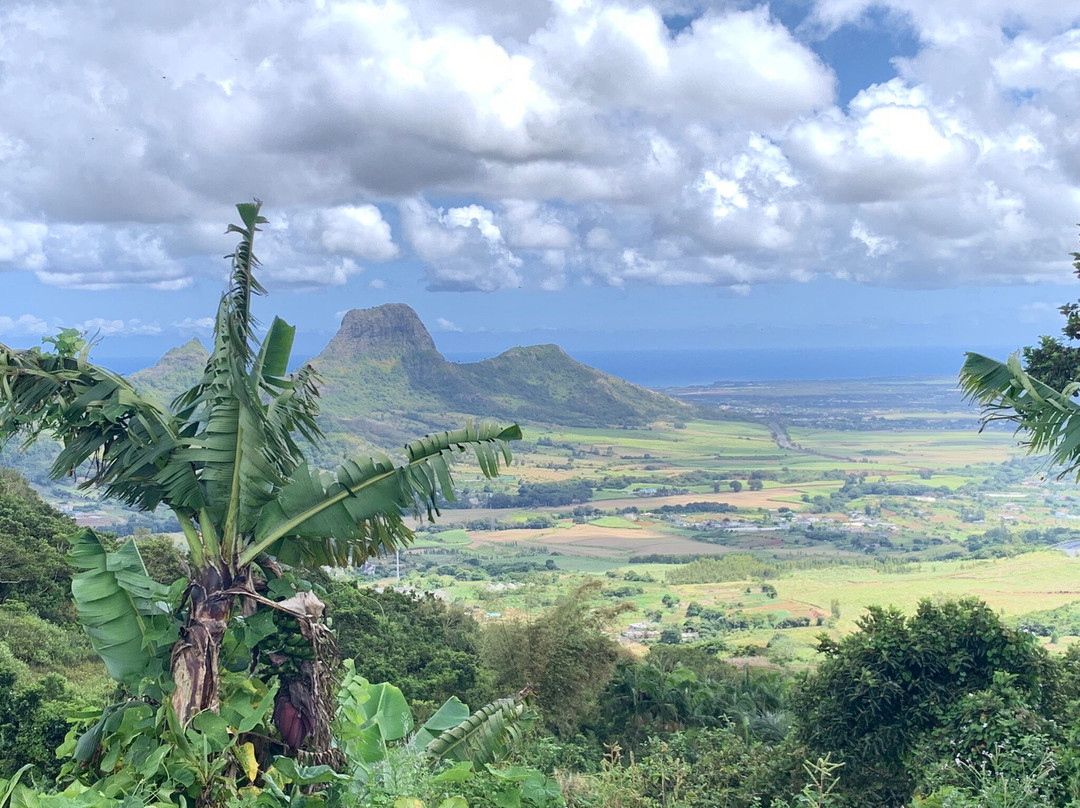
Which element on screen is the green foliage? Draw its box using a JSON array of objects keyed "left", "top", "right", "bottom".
[
  {"left": 488, "top": 481, "right": 594, "bottom": 510},
  {"left": 960, "top": 352, "right": 1080, "bottom": 477},
  {"left": 336, "top": 663, "right": 556, "bottom": 807},
  {"left": 1012, "top": 234, "right": 1080, "bottom": 393},
  {"left": 913, "top": 752, "right": 1062, "bottom": 808},
  {"left": 558, "top": 728, "right": 794, "bottom": 808},
  {"left": 0, "top": 469, "right": 77, "bottom": 623},
  {"left": 134, "top": 536, "right": 187, "bottom": 587},
  {"left": 55, "top": 666, "right": 331, "bottom": 808},
  {"left": 129, "top": 339, "right": 209, "bottom": 410},
  {"left": 666, "top": 555, "right": 779, "bottom": 585},
  {"left": 791, "top": 598, "right": 1061, "bottom": 807},
  {"left": 0, "top": 604, "right": 94, "bottom": 669},
  {"left": 418, "top": 690, "right": 537, "bottom": 765},
  {"left": 66, "top": 529, "right": 176, "bottom": 689},
  {"left": 0, "top": 659, "right": 88, "bottom": 780},
  {"left": 325, "top": 584, "right": 491, "bottom": 718},
  {"left": 483, "top": 583, "right": 625, "bottom": 738},
  {"left": 0, "top": 202, "right": 525, "bottom": 808},
  {"left": 597, "top": 648, "right": 790, "bottom": 751},
  {"left": 1012, "top": 599, "right": 1080, "bottom": 639}
]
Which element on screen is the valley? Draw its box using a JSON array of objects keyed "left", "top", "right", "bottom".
[{"left": 4, "top": 308, "right": 1077, "bottom": 666}]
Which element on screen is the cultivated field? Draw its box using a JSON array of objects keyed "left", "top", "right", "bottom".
[{"left": 376, "top": 378, "right": 1080, "bottom": 659}]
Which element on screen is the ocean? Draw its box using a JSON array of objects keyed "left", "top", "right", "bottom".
[
  {"left": 445, "top": 346, "right": 984, "bottom": 388},
  {"left": 101, "top": 345, "right": 1003, "bottom": 390}
]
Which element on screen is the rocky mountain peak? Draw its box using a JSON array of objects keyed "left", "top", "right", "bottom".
[{"left": 318, "top": 304, "right": 441, "bottom": 361}]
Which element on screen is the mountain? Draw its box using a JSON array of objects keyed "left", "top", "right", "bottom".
[
  {"left": 124, "top": 305, "right": 690, "bottom": 452},
  {"left": 311, "top": 304, "right": 690, "bottom": 432},
  {"left": 129, "top": 338, "right": 208, "bottom": 408}
]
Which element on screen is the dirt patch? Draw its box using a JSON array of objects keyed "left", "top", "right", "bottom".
[{"left": 467, "top": 523, "right": 735, "bottom": 558}]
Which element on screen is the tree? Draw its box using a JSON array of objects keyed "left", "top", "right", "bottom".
[
  {"left": 0, "top": 469, "right": 77, "bottom": 623},
  {"left": 729, "top": 480, "right": 743, "bottom": 493},
  {"left": 482, "top": 582, "right": 626, "bottom": 737},
  {"left": 791, "top": 598, "right": 1060, "bottom": 807},
  {"left": 960, "top": 232, "right": 1080, "bottom": 475},
  {"left": 0, "top": 203, "right": 519, "bottom": 757},
  {"left": 322, "top": 583, "right": 492, "bottom": 718}
]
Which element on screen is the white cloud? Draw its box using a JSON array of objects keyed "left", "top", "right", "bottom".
[
  {"left": 535, "top": 4, "right": 833, "bottom": 128},
  {"left": 787, "top": 80, "right": 977, "bottom": 203},
  {"left": 0, "top": 0, "right": 1076, "bottom": 296},
  {"left": 501, "top": 200, "right": 575, "bottom": 251},
  {"left": 0, "top": 314, "right": 51, "bottom": 336},
  {"left": 173, "top": 317, "right": 215, "bottom": 330},
  {"left": 400, "top": 198, "right": 524, "bottom": 291},
  {"left": 850, "top": 220, "right": 897, "bottom": 257},
  {"left": 320, "top": 205, "right": 398, "bottom": 261},
  {"left": 0, "top": 222, "right": 47, "bottom": 271},
  {"left": 263, "top": 258, "right": 363, "bottom": 289},
  {"left": 675, "top": 135, "right": 807, "bottom": 252},
  {"left": 368, "top": 278, "right": 387, "bottom": 289},
  {"left": 435, "top": 317, "right": 462, "bottom": 331},
  {"left": 808, "top": 0, "right": 1079, "bottom": 46},
  {"left": 75, "top": 318, "right": 162, "bottom": 336}
]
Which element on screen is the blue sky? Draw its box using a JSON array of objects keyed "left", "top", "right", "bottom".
[{"left": 2, "top": 0, "right": 1080, "bottom": 381}]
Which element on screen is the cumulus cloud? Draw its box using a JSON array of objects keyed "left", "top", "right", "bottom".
[
  {"left": 264, "top": 258, "right": 364, "bottom": 289},
  {"left": 75, "top": 318, "right": 162, "bottom": 336},
  {"left": 787, "top": 81, "right": 978, "bottom": 203},
  {"left": 850, "top": 220, "right": 897, "bottom": 257},
  {"left": 0, "top": 0, "right": 1078, "bottom": 295},
  {"left": 173, "top": 317, "right": 215, "bottom": 330},
  {"left": 0, "top": 222, "right": 48, "bottom": 271},
  {"left": 320, "top": 205, "right": 398, "bottom": 261},
  {"left": 0, "top": 315, "right": 51, "bottom": 336},
  {"left": 435, "top": 317, "right": 463, "bottom": 331},
  {"left": 400, "top": 198, "right": 524, "bottom": 291}
]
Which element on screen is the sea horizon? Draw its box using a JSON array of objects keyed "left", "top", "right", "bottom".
[{"left": 96, "top": 345, "right": 1004, "bottom": 390}]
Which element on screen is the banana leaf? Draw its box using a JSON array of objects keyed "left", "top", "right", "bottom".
[{"left": 68, "top": 529, "right": 174, "bottom": 685}]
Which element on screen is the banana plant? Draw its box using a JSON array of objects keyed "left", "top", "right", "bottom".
[
  {"left": 334, "top": 664, "right": 557, "bottom": 807},
  {"left": 0, "top": 202, "right": 520, "bottom": 753}
]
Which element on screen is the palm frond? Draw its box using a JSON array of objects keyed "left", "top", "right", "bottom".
[
  {"left": 242, "top": 422, "right": 521, "bottom": 566},
  {"left": 959, "top": 351, "right": 1080, "bottom": 476}
]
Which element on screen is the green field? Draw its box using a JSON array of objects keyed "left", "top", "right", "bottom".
[{"left": 368, "top": 378, "right": 1080, "bottom": 658}]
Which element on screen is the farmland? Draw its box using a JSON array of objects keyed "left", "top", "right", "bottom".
[{"left": 365, "top": 377, "right": 1080, "bottom": 660}]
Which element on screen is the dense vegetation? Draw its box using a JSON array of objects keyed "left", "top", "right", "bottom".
[{"left": 3, "top": 466, "right": 1080, "bottom": 808}]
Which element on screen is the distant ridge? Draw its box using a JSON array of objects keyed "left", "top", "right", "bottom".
[
  {"left": 312, "top": 304, "right": 690, "bottom": 430},
  {"left": 129, "top": 305, "right": 691, "bottom": 449},
  {"left": 129, "top": 338, "right": 208, "bottom": 408}
]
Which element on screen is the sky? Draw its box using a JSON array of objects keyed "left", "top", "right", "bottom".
[{"left": 2, "top": 0, "right": 1080, "bottom": 381}]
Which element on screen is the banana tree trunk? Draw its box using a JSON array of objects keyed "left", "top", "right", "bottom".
[{"left": 171, "top": 565, "right": 235, "bottom": 725}]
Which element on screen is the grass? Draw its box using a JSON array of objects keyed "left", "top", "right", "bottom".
[
  {"left": 432, "top": 529, "right": 470, "bottom": 545},
  {"left": 589, "top": 516, "right": 642, "bottom": 529}
]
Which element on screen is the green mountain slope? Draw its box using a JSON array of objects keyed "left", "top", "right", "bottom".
[
  {"left": 129, "top": 338, "right": 209, "bottom": 408},
  {"left": 311, "top": 304, "right": 690, "bottom": 431},
  {"left": 124, "top": 304, "right": 689, "bottom": 453}
]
